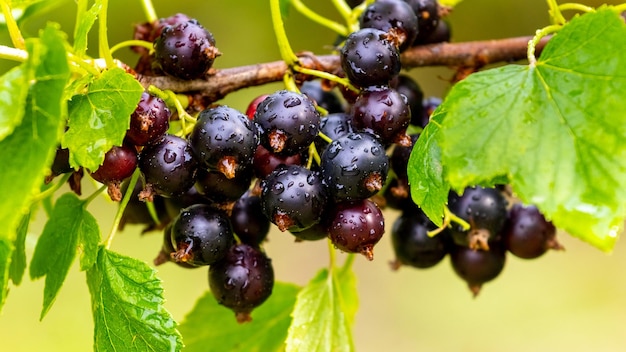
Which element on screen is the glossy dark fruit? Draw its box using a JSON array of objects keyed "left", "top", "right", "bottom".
[
  {"left": 90, "top": 145, "right": 138, "bottom": 184},
  {"left": 153, "top": 19, "right": 220, "bottom": 80},
  {"left": 261, "top": 164, "right": 328, "bottom": 232},
  {"left": 252, "top": 144, "right": 303, "bottom": 179},
  {"left": 126, "top": 91, "right": 171, "bottom": 146},
  {"left": 390, "top": 211, "right": 448, "bottom": 269},
  {"left": 327, "top": 199, "right": 385, "bottom": 260},
  {"left": 230, "top": 191, "right": 271, "bottom": 247},
  {"left": 404, "top": 0, "right": 440, "bottom": 44},
  {"left": 195, "top": 166, "right": 254, "bottom": 204},
  {"left": 447, "top": 186, "right": 508, "bottom": 251},
  {"left": 49, "top": 147, "right": 73, "bottom": 176},
  {"left": 138, "top": 134, "right": 198, "bottom": 198},
  {"left": 360, "top": 0, "right": 419, "bottom": 51},
  {"left": 346, "top": 0, "right": 364, "bottom": 8},
  {"left": 209, "top": 243, "right": 274, "bottom": 323},
  {"left": 340, "top": 28, "right": 401, "bottom": 88},
  {"left": 450, "top": 244, "right": 507, "bottom": 297},
  {"left": 320, "top": 132, "right": 389, "bottom": 202},
  {"left": 503, "top": 203, "right": 563, "bottom": 259},
  {"left": 170, "top": 204, "right": 234, "bottom": 266},
  {"left": 350, "top": 86, "right": 412, "bottom": 146},
  {"left": 381, "top": 177, "right": 414, "bottom": 211},
  {"left": 153, "top": 223, "right": 199, "bottom": 268},
  {"left": 314, "top": 113, "right": 354, "bottom": 155},
  {"left": 189, "top": 105, "right": 259, "bottom": 179},
  {"left": 254, "top": 90, "right": 321, "bottom": 156},
  {"left": 162, "top": 184, "right": 209, "bottom": 221},
  {"left": 392, "top": 75, "right": 426, "bottom": 127},
  {"left": 300, "top": 80, "right": 345, "bottom": 114}
]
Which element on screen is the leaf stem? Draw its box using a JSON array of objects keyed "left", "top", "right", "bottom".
[
  {"left": 426, "top": 205, "right": 470, "bottom": 237},
  {"left": 110, "top": 40, "right": 154, "bottom": 55},
  {"left": 307, "top": 143, "right": 321, "bottom": 169},
  {"left": 0, "top": 0, "right": 25, "bottom": 50},
  {"left": 68, "top": 53, "right": 101, "bottom": 76},
  {"left": 0, "top": 44, "right": 28, "bottom": 62},
  {"left": 98, "top": 0, "right": 115, "bottom": 68},
  {"left": 546, "top": 0, "right": 566, "bottom": 25},
  {"left": 105, "top": 169, "right": 140, "bottom": 249},
  {"left": 527, "top": 24, "right": 561, "bottom": 66},
  {"left": 331, "top": 0, "right": 352, "bottom": 25},
  {"left": 270, "top": 0, "right": 300, "bottom": 66},
  {"left": 327, "top": 238, "right": 337, "bottom": 268},
  {"left": 147, "top": 85, "right": 196, "bottom": 136},
  {"left": 84, "top": 184, "right": 107, "bottom": 206},
  {"left": 145, "top": 200, "right": 161, "bottom": 226},
  {"left": 291, "top": 0, "right": 348, "bottom": 36},
  {"left": 339, "top": 253, "right": 355, "bottom": 275},
  {"left": 140, "top": 0, "right": 158, "bottom": 23},
  {"left": 558, "top": 3, "right": 594, "bottom": 13}
]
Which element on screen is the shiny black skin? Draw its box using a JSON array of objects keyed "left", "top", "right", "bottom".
[{"left": 360, "top": 0, "right": 419, "bottom": 51}]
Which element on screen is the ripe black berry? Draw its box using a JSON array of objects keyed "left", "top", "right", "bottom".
[
  {"left": 126, "top": 91, "right": 171, "bottom": 146},
  {"left": 153, "top": 19, "right": 220, "bottom": 80},
  {"left": 252, "top": 144, "right": 303, "bottom": 179},
  {"left": 360, "top": 0, "right": 419, "bottom": 51},
  {"left": 503, "top": 203, "right": 563, "bottom": 259},
  {"left": 300, "top": 80, "right": 345, "bottom": 114},
  {"left": 230, "top": 191, "right": 270, "bottom": 247},
  {"left": 138, "top": 134, "right": 198, "bottom": 199},
  {"left": 260, "top": 164, "right": 328, "bottom": 232},
  {"left": 392, "top": 75, "right": 426, "bottom": 127},
  {"left": 350, "top": 86, "right": 412, "bottom": 146},
  {"left": 90, "top": 145, "right": 138, "bottom": 201},
  {"left": 327, "top": 199, "right": 385, "bottom": 260},
  {"left": 340, "top": 28, "right": 401, "bottom": 88},
  {"left": 404, "top": 0, "right": 440, "bottom": 45},
  {"left": 390, "top": 211, "right": 449, "bottom": 269},
  {"left": 254, "top": 90, "right": 321, "bottom": 156},
  {"left": 195, "top": 166, "right": 254, "bottom": 204},
  {"left": 320, "top": 132, "right": 389, "bottom": 202},
  {"left": 170, "top": 204, "right": 234, "bottom": 266},
  {"left": 450, "top": 244, "right": 507, "bottom": 297},
  {"left": 447, "top": 186, "right": 508, "bottom": 251},
  {"left": 209, "top": 243, "right": 274, "bottom": 323}
]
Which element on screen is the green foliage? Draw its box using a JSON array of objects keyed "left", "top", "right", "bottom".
[
  {"left": 0, "top": 66, "right": 29, "bottom": 141},
  {"left": 63, "top": 67, "right": 143, "bottom": 171},
  {"left": 86, "top": 247, "right": 183, "bottom": 352},
  {"left": 286, "top": 259, "right": 358, "bottom": 352},
  {"left": 0, "top": 23, "right": 69, "bottom": 311},
  {"left": 73, "top": 0, "right": 103, "bottom": 56},
  {"left": 409, "top": 9, "right": 626, "bottom": 251},
  {"left": 179, "top": 282, "right": 300, "bottom": 352},
  {"left": 29, "top": 193, "right": 100, "bottom": 319},
  {"left": 9, "top": 212, "right": 30, "bottom": 286}
]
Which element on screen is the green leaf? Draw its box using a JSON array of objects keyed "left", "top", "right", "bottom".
[
  {"left": 63, "top": 67, "right": 143, "bottom": 171},
  {"left": 279, "top": 0, "right": 290, "bottom": 18},
  {"left": 429, "top": 9, "right": 626, "bottom": 251},
  {"left": 9, "top": 212, "right": 30, "bottom": 286},
  {"left": 0, "top": 66, "right": 30, "bottom": 141},
  {"left": 0, "top": 24, "right": 69, "bottom": 311},
  {"left": 408, "top": 109, "right": 449, "bottom": 226},
  {"left": 73, "top": 0, "right": 103, "bottom": 56},
  {"left": 29, "top": 193, "right": 100, "bottom": 319},
  {"left": 179, "top": 282, "right": 300, "bottom": 352},
  {"left": 286, "top": 263, "right": 358, "bottom": 352},
  {"left": 86, "top": 247, "right": 183, "bottom": 352}
]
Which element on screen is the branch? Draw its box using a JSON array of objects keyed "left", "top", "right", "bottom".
[{"left": 136, "top": 35, "right": 549, "bottom": 103}]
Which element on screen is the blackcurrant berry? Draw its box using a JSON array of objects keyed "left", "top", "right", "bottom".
[
  {"left": 450, "top": 244, "right": 506, "bottom": 297},
  {"left": 118, "top": 178, "right": 168, "bottom": 233},
  {"left": 153, "top": 19, "right": 220, "bottom": 80},
  {"left": 153, "top": 223, "right": 199, "bottom": 269},
  {"left": 300, "top": 80, "right": 345, "bottom": 114},
  {"left": 340, "top": 28, "right": 401, "bottom": 88},
  {"left": 404, "top": 0, "right": 440, "bottom": 45},
  {"left": 390, "top": 211, "right": 448, "bottom": 269},
  {"left": 125, "top": 91, "right": 171, "bottom": 146},
  {"left": 360, "top": 0, "right": 419, "bottom": 51},
  {"left": 254, "top": 90, "right": 321, "bottom": 156},
  {"left": 170, "top": 204, "right": 235, "bottom": 266},
  {"left": 320, "top": 132, "right": 389, "bottom": 202},
  {"left": 503, "top": 203, "right": 563, "bottom": 259},
  {"left": 138, "top": 134, "right": 199, "bottom": 199},
  {"left": 447, "top": 186, "right": 508, "bottom": 251},
  {"left": 209, "top": 243, "right": 274, "bottom": 323},
  {"left": 327, "top": 199, "right": 385, "bottom": 260},
  {"left": 260, "top": 164, "right": 328, "bottom": 232},
  {"left": 392, "top": 75, "right": 426, "bottom": 127},
  {"left": 350, "top": 86, "right": 412, "bottom": 147},
  {"left": 252, "top": 144, "right": 303, "bottom": 179},
  {"left": 90, "top": 145, "right": 138, "bottom": 201},
  {"left": 195, "top": 166, "right": 254, "bottom": 204},
  {"left": 189, "top": 105, "right": 259, "bottom": 179},
  {"left": 230, "top": 191, "right": 271, "bottom": 247},
  {"left": 314, "top": 112, "right": 354, "bottom": 155}
]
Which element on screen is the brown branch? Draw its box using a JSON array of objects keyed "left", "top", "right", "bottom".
[{"left": 136, "top": 35, "right": 549, "bottom": 103}]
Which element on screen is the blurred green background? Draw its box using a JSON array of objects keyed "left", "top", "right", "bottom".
[{"left": 1, "top": 0, "right": 625, "bottom": 351}]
